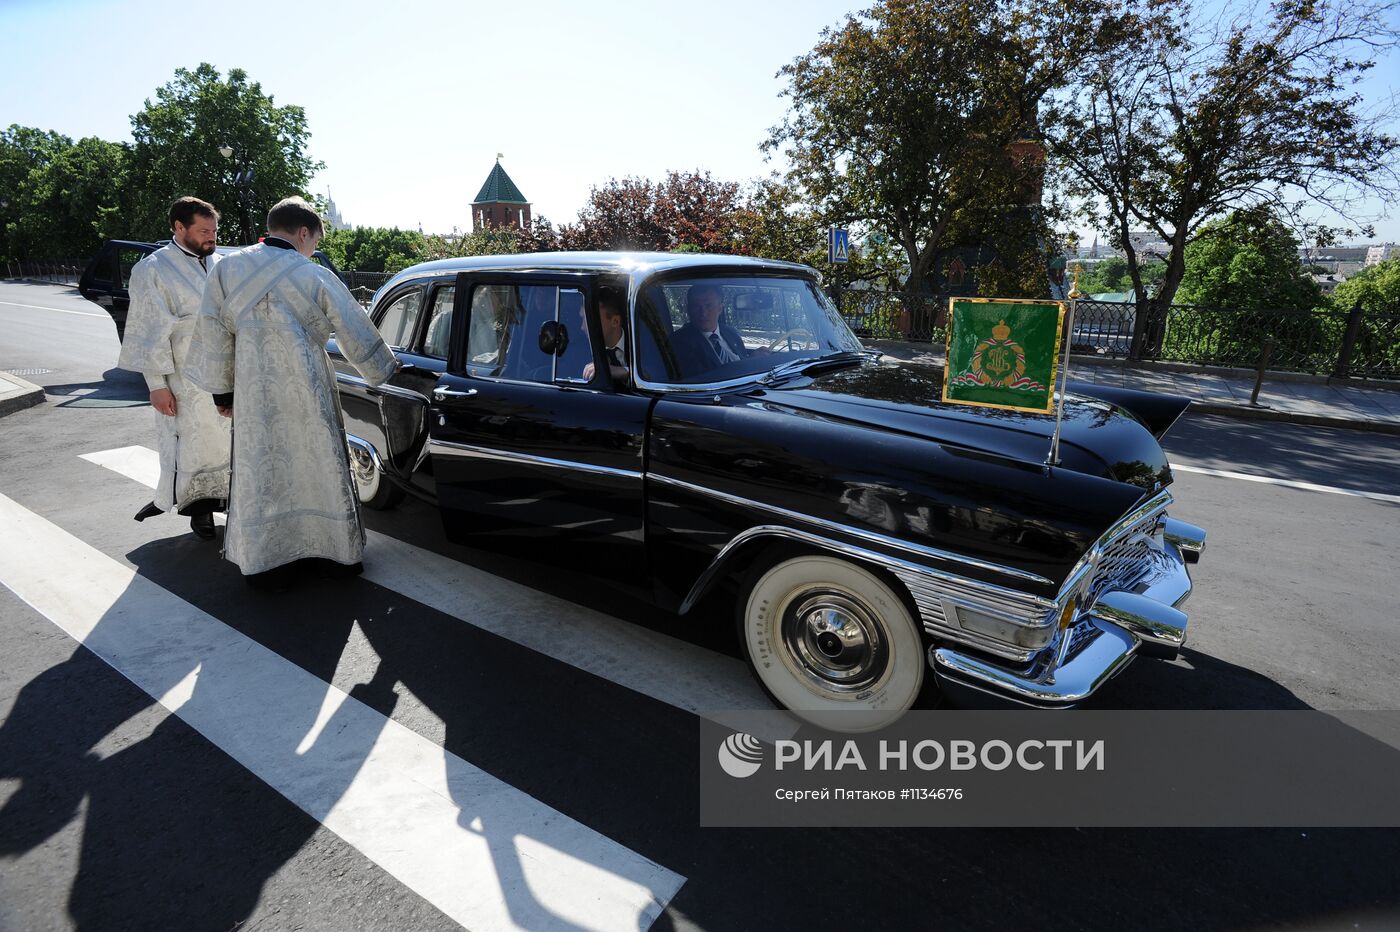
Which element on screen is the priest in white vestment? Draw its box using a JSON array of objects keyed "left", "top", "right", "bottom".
[
  {"left": 117, "top": 196, "right": 231, "bottom": 539},
  {"left": 185, "top": 197, "right": 397, "bottom": 585}
]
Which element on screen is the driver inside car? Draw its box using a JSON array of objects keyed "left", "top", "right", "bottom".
[{"left": 670, "top": 283, "right": 769, "bottom": 376}]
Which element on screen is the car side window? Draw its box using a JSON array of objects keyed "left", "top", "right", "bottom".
[
  {"left": 376, "top": 288, "right": 424, "bottom": 349},
  {"left": 420, "top": 285, "right": 455, "bottom": 359},
  {"left": 465, "top": 282, "right": 587, "bottom": 384},
  {"left": 118, "top": 248, "right": 148, "bottom": 289}
]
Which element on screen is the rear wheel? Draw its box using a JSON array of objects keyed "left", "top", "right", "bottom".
[
  {"left": 349, "top": 442, "right": 405, "bottom": 510},
  {"left": 739, "top": 554, "right": 926, "bottom": 731}
]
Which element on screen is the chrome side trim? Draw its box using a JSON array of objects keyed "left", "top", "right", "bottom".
[
  {"left": 427, "top": 438, "right": 643, "bottom": 481},
  {"left": 335, "top": 371, "right": 430, "bottom": 404},
  {"left": 678, "top": 525, "right": 1052, "bottom": 663},
  {"left": 649, "top": 472, "right": 1054, "bottom": 587}
]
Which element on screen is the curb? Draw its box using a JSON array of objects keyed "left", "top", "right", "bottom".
[
  {"left": 0, "top": 373, "right": 45, "bottom": 418},
  {"left": 1188, "top": 403, "right": 1400, "bottom": 436}
]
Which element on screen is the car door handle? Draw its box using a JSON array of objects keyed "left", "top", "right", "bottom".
[{"left": 432, "top": 386, "right": 477, "bottom": 401}]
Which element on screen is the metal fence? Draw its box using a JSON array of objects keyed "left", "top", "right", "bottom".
[
  {"left": 340, "top": 270, "right": 394, "bottom": 307},
  {"left": 835, "top": 290, "right": 1400, "bottom": 382},
  {"left": 3, "top": 258, "right": 85, "bottom": 286}
]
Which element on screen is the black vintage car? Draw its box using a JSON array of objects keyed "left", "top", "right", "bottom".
[
  {"left": 332, "top": 252, "right": 1205, "bottom": 729},
  {"left": 78, "top": 239, "right": 341, "bottom": 341}
]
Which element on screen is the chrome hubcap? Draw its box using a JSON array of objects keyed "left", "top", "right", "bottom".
[
  {"left": 781, "top": 590, "right": 889, "bottom": 696},
  {"left": 349, "top": 446, "right": 377, "bottom": 491}
]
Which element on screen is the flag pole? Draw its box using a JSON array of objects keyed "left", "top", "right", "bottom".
[{"left": 1046, "top": 264, "right": 1081, "bottom": 467}]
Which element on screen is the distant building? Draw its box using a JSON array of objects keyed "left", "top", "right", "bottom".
[
  {"left": 1365, "top": 243, "right": 1397, "bottom": 266},
  {"left": 471, "top": 158, "right": 531, "bottom": 232},
  {"left": 324, "top": 189, "right": 347, "bottom": 231}
]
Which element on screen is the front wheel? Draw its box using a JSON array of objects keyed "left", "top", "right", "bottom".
[
  {"left": 739, "top": 554, "right": 927, "bottom": 731},
  {"left": 349, "top": 441, "right": 405, "bottom": 510}
]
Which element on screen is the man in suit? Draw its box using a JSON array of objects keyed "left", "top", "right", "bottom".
[
  {"left": 581, "top": 285, "right": 629, "bottom": 382},
  {"left": 670, "top": 282, "right": 767, "bottom": 377}
]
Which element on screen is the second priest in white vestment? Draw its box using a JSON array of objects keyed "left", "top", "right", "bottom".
[
  {"left": 116, "top": 197, "right": 231, "bottom": 537},
  {"left": 185, "top": 201, "right": 396, "bottom": 578}
]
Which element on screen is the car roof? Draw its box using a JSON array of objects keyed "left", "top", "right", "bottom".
[{"left": 378, "top": 251, "right": 819, "bottom": 297}]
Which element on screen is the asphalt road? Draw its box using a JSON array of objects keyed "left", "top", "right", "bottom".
[{"left": 2, "top": 281, "right": 1399, "bottom": 931}]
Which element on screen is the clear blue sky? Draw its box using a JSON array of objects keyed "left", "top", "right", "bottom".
[{"left": 2, "top": 0, "right": 1397, "bottom": 244}]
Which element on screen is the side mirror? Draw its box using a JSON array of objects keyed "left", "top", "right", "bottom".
[{"left": 537, "top": 320, "right": 571, "bottom": 356}]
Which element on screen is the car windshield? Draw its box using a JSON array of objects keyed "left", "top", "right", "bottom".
[{"left": 634, "top": 275, "right": 864, "bottom": 386}]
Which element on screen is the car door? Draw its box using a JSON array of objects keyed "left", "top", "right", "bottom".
[
  {"left": 427, "top": 271, "right": 652, "bottom": 588},
  {"left": 331, "top": 279, "right": 437, "bottom": 488}
]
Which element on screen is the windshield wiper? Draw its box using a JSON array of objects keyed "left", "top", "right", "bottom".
[{"left": 759, "top": 351, "right": 870, "bottom": 385}]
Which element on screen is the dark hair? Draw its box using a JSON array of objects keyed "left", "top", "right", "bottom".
[
  {"left": 597, "top": 284, "right": 625, "bottom": 319},
  {"left": 266, "top": 196, "right": 323, "bottom": 237},
  {"left": 169, "top": 196, "right": 219, "bottom": 230},
  {"left": 686, "top": 282, "right": 722, "bottom": 314}
]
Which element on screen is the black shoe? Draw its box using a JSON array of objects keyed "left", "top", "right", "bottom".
[
  {"left": 244, "top": 564, "right": 299, "bottom": 593},
  {"left": 189, "top": 512, "right": 216, "bottom": 540},
  {"left": 309, "top": 558, "right": 363, "bottom": 579},
  {"left": 134, "top": 502, "right": 163, "bottom": 522}
]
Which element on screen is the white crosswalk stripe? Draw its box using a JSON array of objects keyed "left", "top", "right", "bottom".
[
  {"left": 78, "top": 445, "right": 771, "bottom": 717},
  {"left": 0, "top": 489, "right": 684, "bottom": 931}
]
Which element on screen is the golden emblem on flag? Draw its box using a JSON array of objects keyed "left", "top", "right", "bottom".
[{"left": 971, "top": 319, "right": 1028, "bottom": 387}]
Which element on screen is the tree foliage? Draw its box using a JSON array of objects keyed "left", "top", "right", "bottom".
[
  {"left": 552, "top": 170, "right": 742, "bottom": 252},
  {"left": 766, "top": 0, "right": 1120, "bottom": 292},
  {"left": 1046, "top": 0, "right": 1400, "bottom": 355},
  {"left": 1176, "top": 210, "right": 1323, "bottom": 311},
  {"left": 1, "top": 126, "right": 130, "bottom": 261},
  {"left": 127, "top": 64, "right": 322, "bottom": 244},
  {"left": 320, "top": 226, "right": 426, "bottom": 274},
  {"left": 1330, "top": 257, "right": 1400, "bottom": 312}
]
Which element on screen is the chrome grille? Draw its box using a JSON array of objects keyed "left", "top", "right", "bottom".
[
  {"left": 1088, "top": 534, "right": 1153, "bottom": 601},
  {"left": 1062, "top": 618, "right": 1101, "bottom": 663}
]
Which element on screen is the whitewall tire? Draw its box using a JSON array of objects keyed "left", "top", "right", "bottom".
[
  {"left": 741, "top": 554, "right": 926, "bottom": 731},
  {"left": 349, "top": 441, "right": 405, "bottom": 510}
]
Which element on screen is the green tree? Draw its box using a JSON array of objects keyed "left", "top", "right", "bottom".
[
  {"left": 1047, "top": 0, "right": 1400, "bottom": 358},
  {"left": 1176, "top": 211, "right": 1322, "bottom": 311},
  {"left": 0, "top": 125, "right": 71, "bottom": 261},
  {"left": 1330, "top": 257, "right": 1400, "bottom": 313},
  {"left": 21, "top": 136, "right": 131, "bottom": 259},
  {"left": 127, "top": 64, "right": 322, "bottom": 244},
  {"left": 766, "top": 0, "right": 1124, "bottom": 293},
  {"left": 731, "top": 176, "right": 900, "bottom": 288},
  {"left": 320, "top": 226, "right": 426, "bottom": 274}
]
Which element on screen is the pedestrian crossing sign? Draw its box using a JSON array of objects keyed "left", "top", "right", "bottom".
[{"left": 828, "top": 227, "right": 849, "bottom": 264}]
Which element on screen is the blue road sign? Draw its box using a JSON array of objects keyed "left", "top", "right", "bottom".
[{"left": 828, "top": 226, "right": 850, "bottom": 264}]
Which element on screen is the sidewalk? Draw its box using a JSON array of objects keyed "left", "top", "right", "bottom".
[
  {"left": 0, "top": 371, "right": 44, "bottom": 417},
  {"left": 864, "top": 339, "right": 1400, "bottom": 436}
]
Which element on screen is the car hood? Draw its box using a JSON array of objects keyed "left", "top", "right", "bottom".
[{"left": 754, "top": 361, "right": 1176, "bottom": 492}]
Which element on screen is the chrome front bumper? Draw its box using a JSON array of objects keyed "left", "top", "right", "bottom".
[{"left": 929, "top": 525, "right": 1203, "bottom": 709}]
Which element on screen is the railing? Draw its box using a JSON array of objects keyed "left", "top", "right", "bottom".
[
  {"left": 835, "top": 290, "right": 1400, "bottom": 381},
  {"left": 338, "top": 270, "right": 395, "bottom": 307},
  {"left": 3, "top": 258, "right": 85, "bottom": 286}
]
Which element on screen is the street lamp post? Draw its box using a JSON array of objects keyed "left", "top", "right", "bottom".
[{"left": 218, "top": 145, "right": 256, "bottom": 245}]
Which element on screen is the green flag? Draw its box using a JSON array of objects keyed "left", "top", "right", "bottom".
[{"left": 942, "top": 298, "right": 1066, "bottom": 414}]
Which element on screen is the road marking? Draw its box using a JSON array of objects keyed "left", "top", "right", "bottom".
[
  {"left": 0, "top": 490, "right": 684, "bottom": 931},
  {"left": 0, "top": 300, "right": 107, "bottom": 318},
  {"left": 79, "top": 445, "right": 773, "bottom": 720},
  {"left": 1173, "top": 463, "right": 1400, "bottom": 504}
]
